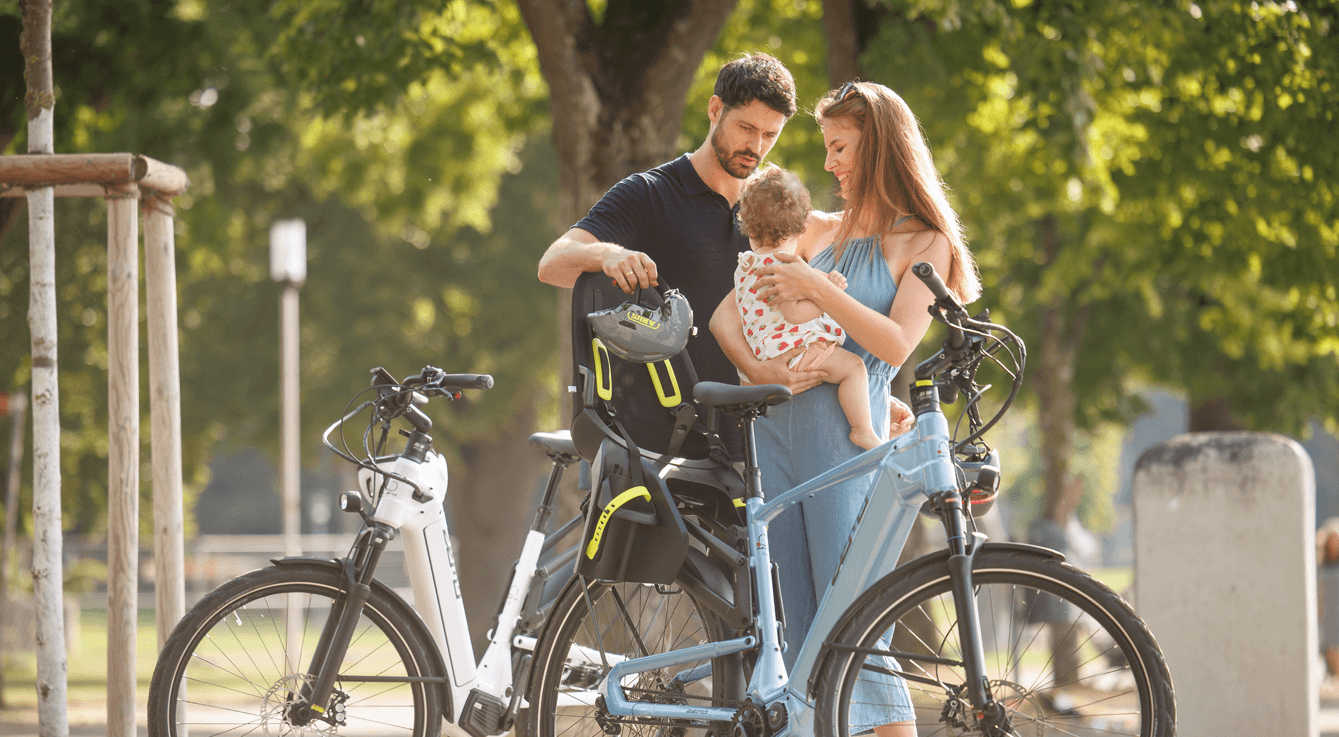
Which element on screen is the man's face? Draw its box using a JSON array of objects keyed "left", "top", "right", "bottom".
[{"left": 709, "top": 99, "right": 788, "bottom": 179}]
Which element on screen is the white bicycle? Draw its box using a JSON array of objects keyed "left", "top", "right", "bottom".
[{"left": 147, "top": 366, "right": 589, "bottom": 737}]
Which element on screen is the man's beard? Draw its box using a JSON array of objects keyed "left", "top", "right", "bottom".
[{"left": 711, "top": 125, "right": 760, "bottom": 179}]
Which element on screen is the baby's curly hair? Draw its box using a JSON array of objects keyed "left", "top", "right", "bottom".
[{"left": 737, "top": 166, "right": 811, "bottom": 249}]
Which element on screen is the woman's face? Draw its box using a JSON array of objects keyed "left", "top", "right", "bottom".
[{"left": 822, "top": 118, "right": 862, "bottom": 200}]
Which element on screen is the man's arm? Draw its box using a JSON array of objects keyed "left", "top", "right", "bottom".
[{"left": 537, "top": 228, "right": 660, "bottom": 294}]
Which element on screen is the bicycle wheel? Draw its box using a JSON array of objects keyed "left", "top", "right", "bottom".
[
  {"left": 526, "top": 573, "right": 740, "bottom": 737},
  {"left": 813, "top": 549, "right": 1174, "bottom": 737},
  {"left": 148, "top": 563, "right": 442, "bottom": 737}
]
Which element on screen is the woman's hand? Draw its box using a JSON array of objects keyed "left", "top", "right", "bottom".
[
  {"left": 739, "top": 347, "right": 827, "bottom": 394},
  {"left": 753, "top": 250, "right": 830, "bottom": 307},
  {"left": 890, "top": 396, "right": 915, "bottom": 437}
]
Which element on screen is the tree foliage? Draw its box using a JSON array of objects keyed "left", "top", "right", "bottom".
[
  {"left": 857, "top": 0, "right": 1337, "bottom": 526},
  {"left": 0, "top": 0, "right": 554, "bottom": 548}
]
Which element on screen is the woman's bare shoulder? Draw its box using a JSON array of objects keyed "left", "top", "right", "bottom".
[
  {"left": 884, "top": 226, "right": 951, "bottom": 278},
  {"left": 797, "top": 211, "right": 842, "bottom": 259}
]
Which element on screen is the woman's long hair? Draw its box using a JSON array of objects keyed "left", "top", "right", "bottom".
[{"left": 817, "top": 82, "right": 981, "bottom": 303}]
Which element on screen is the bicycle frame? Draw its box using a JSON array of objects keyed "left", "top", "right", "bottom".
[
  {"left": 306, "top": 404, "right": 577, "bottom": 737},
  {"left": 598, "top": 393, "right": 974, "bottom": 735}
]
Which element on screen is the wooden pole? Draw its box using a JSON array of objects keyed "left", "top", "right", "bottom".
[
  {"left": 106, "top": 186, "right": 139, "bottom": 737},
  {"left": 143, "top": 197, "right": 186, "bottom": 648},
  {"left": 0, "top": 392, "right": 28, "bottom": 709},
  {"left": 21, "top": 0, "right": 69, "bottom": 733}
]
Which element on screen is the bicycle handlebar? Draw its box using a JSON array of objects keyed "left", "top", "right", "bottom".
[
  {"left": 912, "top": 262, "right": 954, "bottom": 303},
  {"left": 912, "top": 262, "right": 967, "bottom": 352}
]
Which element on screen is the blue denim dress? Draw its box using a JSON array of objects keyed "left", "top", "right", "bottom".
[{"left": 755, "top": 232, "right": 915, "bottom": 728}]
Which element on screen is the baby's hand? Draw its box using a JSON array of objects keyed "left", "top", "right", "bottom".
[{"left": 827, "top": 270, "right": 848, "bottom": 291}]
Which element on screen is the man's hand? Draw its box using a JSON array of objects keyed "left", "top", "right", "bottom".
[
  {"left": 738, "top": 346, "right": 826, "bottom": 394},
  {"left": 602, "top": 248, "right": 659, "bottom": 294}
]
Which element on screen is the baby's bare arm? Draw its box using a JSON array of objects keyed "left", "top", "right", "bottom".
[
  {"left": 778, "top": 271, "right": 845, "bottom": 324},
  {"left": 778, "top": 298, "right": 823, "bottom": 325}
]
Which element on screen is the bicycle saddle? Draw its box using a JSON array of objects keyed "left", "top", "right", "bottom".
[
  {"left": 528, "top": 430, "right": 579, "bottom": 462},
  {"left": 692, "top": 381, "right": 792, "bottom": 414}
]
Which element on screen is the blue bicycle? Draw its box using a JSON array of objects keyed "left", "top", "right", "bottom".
[{"left": 526, "top": 264, "right": 1174, "bottom": 737}]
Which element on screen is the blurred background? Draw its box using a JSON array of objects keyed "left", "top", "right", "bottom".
[{"left": 0, "top": 0, "right": 1335, "bottom": 725}]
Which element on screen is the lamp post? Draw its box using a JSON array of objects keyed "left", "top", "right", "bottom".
[
  {"left": 269, "top": 220, "right": 306, "bottom": 561},
  {"left": 270, "top": 219, "right": 306, "bottom": 673}
]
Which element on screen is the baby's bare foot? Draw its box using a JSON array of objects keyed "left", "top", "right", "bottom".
[{"left": 850, "top": 427, "right": 883, "bottom": 451}]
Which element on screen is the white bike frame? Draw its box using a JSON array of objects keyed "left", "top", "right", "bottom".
[{"left": 349, "top": 433, "right": 555, "bottom": 737}]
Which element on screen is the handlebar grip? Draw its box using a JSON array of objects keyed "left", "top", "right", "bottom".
[
  {"left": 912, "top": 262, "right": 954, "bottom": 302},
  {"left": 913, "top": 262, "right": 966, "bottom": 351},
  {"left": 438, "top": 374, "right": 494, "bottom": 390}
]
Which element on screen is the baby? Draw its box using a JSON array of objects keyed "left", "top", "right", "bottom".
[{"left": 734, "top": 166, "right": 881, "bottom": 450}]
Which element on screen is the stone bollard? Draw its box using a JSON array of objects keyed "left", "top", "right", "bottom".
[{"left": 1134, "top": 432, "right": 1317, "bottom": 736}]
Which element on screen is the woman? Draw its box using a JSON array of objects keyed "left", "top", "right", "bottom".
[{"left": 711, "top": 81, "right": 980, "bottom": 735}]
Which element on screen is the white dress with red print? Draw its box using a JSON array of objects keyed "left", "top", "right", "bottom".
[{"left": 734, "top": 251, "right": 846, "bottom": 372}]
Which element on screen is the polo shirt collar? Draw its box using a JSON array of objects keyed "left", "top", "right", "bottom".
[{"left": 672, "top": 154, "right": 714, "bottom": 198}]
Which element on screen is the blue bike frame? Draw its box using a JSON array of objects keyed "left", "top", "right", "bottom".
[{"left": 599, "top": 408, "right": 960, "bottom": 735}]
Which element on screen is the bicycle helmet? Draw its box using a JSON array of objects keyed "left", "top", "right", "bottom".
[{"left": 588, "top": 287, "right": 694, "bottom": 363}]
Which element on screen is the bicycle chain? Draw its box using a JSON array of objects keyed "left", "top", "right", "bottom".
[
  {"left": 595, "top": 687, "right": 755, "bottom": 732},
  {"left": 622, "top": 686, "right": 753, "bottom": 710}
]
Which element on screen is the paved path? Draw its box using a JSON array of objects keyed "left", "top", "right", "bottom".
[{"left": 2, "top": 700, "right": 1338, "bottom": 736}]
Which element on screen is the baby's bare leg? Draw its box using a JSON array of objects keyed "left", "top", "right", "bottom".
[{"left": 819, "top": 348, "right": 881, "bottom": 450}]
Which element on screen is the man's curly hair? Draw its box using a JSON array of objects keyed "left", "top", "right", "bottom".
[{"left": 737, "top": 166, "right": 811, "bottom": 250}]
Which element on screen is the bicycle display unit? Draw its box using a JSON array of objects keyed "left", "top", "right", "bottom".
[{"left": 146, "top": 262, "right": 1175, "bottom": 737}]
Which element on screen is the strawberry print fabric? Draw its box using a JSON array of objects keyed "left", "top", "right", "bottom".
[{"left": 734, "top": 251, "right": 846, "bottom": 370}]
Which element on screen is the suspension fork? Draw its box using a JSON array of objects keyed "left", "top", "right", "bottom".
[
  {"left": 934, "top": 491, "right": 1007, "bottom": 727},
  {"left": 291, "top": 522, "right": 395, "bottom": 725}
]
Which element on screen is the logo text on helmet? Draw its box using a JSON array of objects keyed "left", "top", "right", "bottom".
[{"left": 626, "top": 310, "right": 660, "bottom": 330}]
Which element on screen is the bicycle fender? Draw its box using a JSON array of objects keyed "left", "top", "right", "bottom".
[
  {"left": 805, "top": 541, "right": 1064, "bottom": 699},
  {"left": 271, "top": 556, "right": 455, "bottom": 720}
]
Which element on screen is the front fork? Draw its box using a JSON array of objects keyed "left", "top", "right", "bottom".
[
  {"left": 933, "top": 490, "right": 1011, "bottom": 733},
  {"left": 290, "top": 522, "right": 395, "bottom": 726}
]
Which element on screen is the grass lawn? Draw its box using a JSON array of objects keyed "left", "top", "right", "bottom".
[{"left": 1, "top": 608, "right": 160, "bottom": 726}]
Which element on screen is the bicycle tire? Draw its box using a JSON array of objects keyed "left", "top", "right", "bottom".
[
  {"left": 526, "top": 570, "right": 741, "bottom": 737},
  {"left": 813, "top": 549, "right": 1174, "bottom": 737},
  {"left": 148, "top": 563, "right": 443, "bottom": 737}
]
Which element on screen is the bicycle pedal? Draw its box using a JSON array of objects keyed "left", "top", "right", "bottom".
[{"left": 460, "top": 689, "right": 508, "bottom": 737}]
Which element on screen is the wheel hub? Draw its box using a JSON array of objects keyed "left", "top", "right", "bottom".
[{"left": 262, "top": 674, "right": 347, "bottom": 736}]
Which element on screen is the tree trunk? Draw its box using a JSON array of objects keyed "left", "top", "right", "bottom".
[
  {"left": 1188, "top": 395, "right": 1247, "bottom": 432},
  {"left": 0, "top": 392, "right": 27, "bottom": 708},
  {"left": 822, "top": 0, "right": 861, "bottom": 87},
  {"left": 518, "top": 0, "right": 741, "bottom": 519},
  {"left": 21, "top": 0, "right": 69, "bottom": 733},
  {"left": 1033, "top": 217, "right": 1092, "bottom": 526},
  {"left": 1036, "top": 301, "right": 1083, "bottom": 524}
]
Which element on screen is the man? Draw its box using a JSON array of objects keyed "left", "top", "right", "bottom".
[{"left": 537, "top": 53, "right": 825, "bottom": 403}]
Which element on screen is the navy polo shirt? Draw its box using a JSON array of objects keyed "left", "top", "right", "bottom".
[
  {"left": 574, "top": 154, "right": 750, "bottom": 391},
  {"left": 575, "top": 154, "right": 750, "bottom": 453}
]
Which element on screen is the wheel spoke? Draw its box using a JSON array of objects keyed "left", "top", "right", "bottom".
[{"left": 815, "top": 556, "right": 1169, "bottom": 737}]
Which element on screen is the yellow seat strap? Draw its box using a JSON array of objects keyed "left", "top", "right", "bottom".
[{"left": 586, "top": 486, "right": 652, "bottom": 559}]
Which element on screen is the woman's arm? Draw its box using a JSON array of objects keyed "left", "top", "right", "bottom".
[
  {"left": 753, "top": 232, "right": 954, "bottom": 369},
  {"left": 709, "top": 294, "right": 826, "bottom": 392}
]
